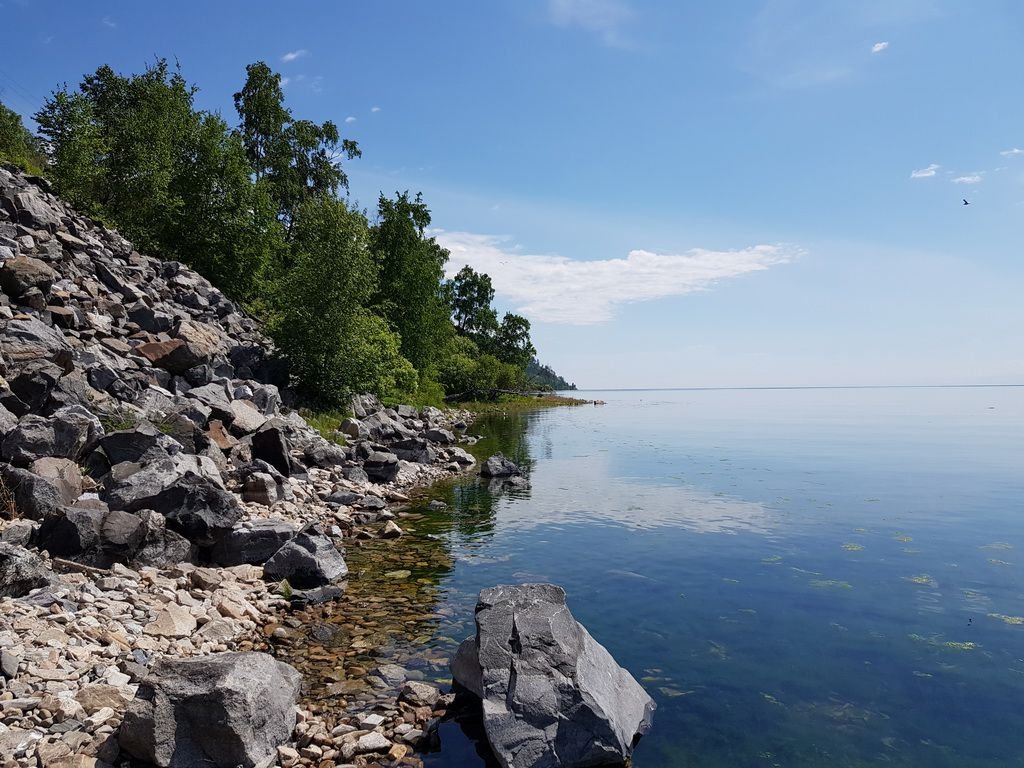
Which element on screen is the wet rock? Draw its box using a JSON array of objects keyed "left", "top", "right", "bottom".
[
  {"left": 262, "top": 526, "right": 348, "bottom": 588},
  {"left": 400, "top": 681, "right": 441, "bottom": 709},
  {"left": 0, "top": 542, "right": 55, "bottom": 597},
  {"left": 480, "top": 453, "right": 520, "bottom": 478},
  {"left": 118, "top": 652, "right": 301, "bottom": 768},
  {"left": 451, "top": 583, "right": 655, "bottom": 768}
]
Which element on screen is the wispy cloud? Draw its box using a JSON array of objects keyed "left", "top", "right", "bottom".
[
  {"left": 101, "top": 16, "right": 116, "bottom": 28},
  {"left": 953, "top": 174, "right": 983, "bottom": 185},
  {"left": 910, "top": 163, "right": 940, "bottom": 179},
  {"left": 548, "top": 0, "right": 634, "bottom": 48},
  {"left": 280, "top": 77, "right": 291, "bottom": 87},
  {"left": 310, "top": 76, "right": 323, "bottom": 93},
  {"left": 371, "top": 106, "right": 381, "bottom": 113},
  {"left": 436, "top": 231, "right": 795, "bottom": 324},
  {"left": 1001, "top": 147, "right": 1024, "bottom": 157},
  {"left": 281, "top": 49, "right": 308, "bottom": 63},
  {"left": 344, "top": 116, "right": 356, "bottom": 124},
  {"left": 871, "top": 41, "right": 889, "bottom": 53}
]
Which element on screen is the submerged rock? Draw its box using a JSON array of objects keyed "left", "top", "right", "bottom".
[
  {"left": 118, "top": 651, "right": 301, "bottom": 768},
  {"left": 452, "top": 583, "right": 654, "bottom": 768}
]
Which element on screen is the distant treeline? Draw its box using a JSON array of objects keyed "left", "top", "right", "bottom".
[
  {"left": 526, "top": 360, "right": 576, "bottom": 391},
  {"left": 0, "top": 60, "right": 574, "bottom": 407}
]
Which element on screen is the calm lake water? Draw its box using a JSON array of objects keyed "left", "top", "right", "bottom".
[{"left": 356, "top": 387, "right": 1024, "bottom": 767}]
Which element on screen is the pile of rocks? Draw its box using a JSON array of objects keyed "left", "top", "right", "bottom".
[{"left": 0, "top": 164, "right": 478, "bottom": 767}]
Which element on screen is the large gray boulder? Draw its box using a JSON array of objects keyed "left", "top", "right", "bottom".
[
  {"left": 118, "top": 652, "right": 301, "bottom": 768},
  {"left": 262, "top": 526, "right": 347, "bottom": 588},
  {"left": 208, "top": 519, "right": 297, "bottom": 566},
  {"left": 0, "top": 406, "right": 101, "bottom": 465},
  {"left": 0, "top": 542, "right": 55, "bottom": 598},
  {"left": 480, "top": 453, "right": 521, "bottom": 478},
  {"left": 451, "top": 584, "right": 655, "bottom": 768}
]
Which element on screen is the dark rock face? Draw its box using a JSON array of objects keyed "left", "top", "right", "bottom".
[
  {"left": 262, "top": 526, "right": 348, "bottom": 588},
  {"left": 0, "top": 542, "right": 55, "bottom": 598},
  {"left": 451, "top": 584, "right": 655, "bottom": 768},
  {"left": 118, "top": 652, "right": 301, "bottom": 768},
  {"left": 0, "top": 465, "right": 66, "bottom": 521},
  {"left": 208, "top": 519, "right": 297, "bottom": 566},
  {"left": 1, "top": 406, "right": 101, "bottom": 465},
  {"left": 251, "top": 420, "right": 291, "bottom": 476},
  {"left": 363, "top": 450, "right": 399, "bottom": 483},
  {"left": 480, "top": 453, "right": 521, "bottom": 478}
]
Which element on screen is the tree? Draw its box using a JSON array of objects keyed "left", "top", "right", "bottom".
[
  {"left": 448, "top": 265, "right": 498, "bottom": 339},
  {"left": 269, "top": 198, "right": 412, "bottom": 405},
  {"left": 0, "top": 101, "right": 45, "bottom": 173},
  {"left": 371, "top": 191, "right": 452, "bottom": 374},
  {"left": 233, "top": 62, "right": 360, "bottom": 237},
  {"left": 493, "top": 313, "right": 536, "bottom": 368},
  {"left": 34, "top": 89, "right": 105, "bottom": 207}
]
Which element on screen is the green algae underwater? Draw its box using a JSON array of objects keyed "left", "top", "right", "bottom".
[{"left": 284, "top": 387, "right": 1024, "bottom": 768}]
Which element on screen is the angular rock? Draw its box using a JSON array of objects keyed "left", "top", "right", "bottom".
[
  {"left": 364, "top": 450, "right": 399, "bottom": 483},
  {"left": 262, "top": 526, "right": 347, "bottom": 588},
  {"left": 34, "top": 506, "right": 103, "bottom": 558},
  {"left": 0, "top": 255, "right": 58, "bottom": 299},
  {"left": 0, "top": 465, "right": 65, "bottom": 520},
  {"left": 144, "top": 603, "right": 197, "bottom": 638},
  {"left": 118, "top": 652, "right": 301, "bottom": 768},
  {"left": 480, "top": 453, "right": 521, "bottom": 478},
  {"left": 0, "top": 316, "right": 71, "bottom": 368},
  {"left": 228, "top": 399, "right": 266, "bottom": 435},
  {"left": 241, "top": 471, "right": 281, "bottom": 506},
  {"left": 0, "top": 542, "right": 55, "bottom": 597},
  {"left": 132, "top": 510, "right": 194, "bottom": 567},
  {"left": 0, "top": 406, "right": 100, "bottom": 465},
  {"left": 451, "top": 583, "right": 655, "bottom": 768},
  {"left": 302, "top": 437, "right": 347, "bottom": 468},
  {"left": 251, "top": 420, "right": 291, "bottom": 477},
  {"left": 391, "top": 438, "right": 435, "bottom": 465}
]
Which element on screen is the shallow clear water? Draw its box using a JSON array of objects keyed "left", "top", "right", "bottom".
[{"left": 389, "top": 387, "right": 1024, "bottom": 767}]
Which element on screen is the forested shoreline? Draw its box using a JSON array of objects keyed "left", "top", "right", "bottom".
[{"left": 0, "top": 59, "right": 572, "bottom": 408}]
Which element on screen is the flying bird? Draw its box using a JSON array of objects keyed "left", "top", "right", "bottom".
[{"left": 962, "top": 199, "right": 970, "bottom": 206}]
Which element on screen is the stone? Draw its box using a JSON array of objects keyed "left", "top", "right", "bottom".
[
  {"left": 302, "top": 438, "right": 347, "bottom": 468},
  {"left": 241, "top": 471, "right": 280, "bottom": 506},
  {"left": 363, "top": 450, "right": 399, "bottom": 483},
  {"left": 0, "top": 542, "right": 55, "bottom": 597},
  {"left": 143, "top": 603, "right": 197, "bottom": 638},
  {"left": 451, "top": 583, "right": 655, "bottom": 768},
  {"left": 174, "top": 319, "right": 227, "bottom": 368},
  {"left": 75, "top": 685, "right": 130, "bottom": 715},
  {"left": 480, "top": 453, "right": 520, "bottom": 478},
  {"left": 0, "top": 465, "right": 65, "bottom": 520},
  {"left": 0, "top": 256, "right": 58, "bottom": 299},
  {"left": 381, "top": 520, "right": 403, "bottom": 539},
  {"left": 185, "top": 382, "right": 233, "bottom": 421},
  {"left": 354, "top": 732, "right": 392, "bottom": 754},
  {"left": 262, "top": 526, "right": 348, "bottom": 588},
  {"left": 28, "top": 457, "right": 83, "bottom": 504},
  {"left": 208, "top": 519, "right": 297, "bottom": 566},
  {"left": 127, "top": 302, "right": 174, "bottom": 333},
  {"left": 97, "top": 423, "right": 177, "bottom": 465},
  {"left": 103, "top": 455, "right": 240, "bottom": 547},
  {"left": 228, "top": 399, "right": 267, "bottom": 435},
  {"left": 0, "top": 649, "right": 19, "bottom": 679},
  {"left": 118, "top": 652, "right": 301, "bottom": 768},
  {"left": 0, "top": 316, "right": 71, "bottom": 369},
  {"left": 400, "top": 681, "right": 440, "bottom": 709},
  {"left": 132, "top": 509, "right": 195, "bottom": 568},
  {"left": 425, "top": 427, "right": 456, "bottom": 445},
  {"left": 390, "top": 438, "right": 435, "bottom": 465},
  {"left": 251, "top": 420, "right": 291, "bottom": 476},
  {"left": 34, "top": 506, "right": 104, "bottom": 558},
  {"left": 1, "top": 406, "right": 100, "bottom": 465},
  {"left": 136, "top": 339, "right": 194, "bottom": 374}
]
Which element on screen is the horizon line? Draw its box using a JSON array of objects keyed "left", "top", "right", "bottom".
[{"left": 567, "top": 384, "right": 1024, "bottom": 393}]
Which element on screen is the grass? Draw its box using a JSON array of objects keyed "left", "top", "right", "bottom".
[
  {"left": 299, "top": 409, "right": 349, "bottom": 446},
  {"left": 457, "top": 392, "right": 596, "bottom": 414}
]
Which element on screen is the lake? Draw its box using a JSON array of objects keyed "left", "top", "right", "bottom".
[{"left": 298, "top": 386, "right": 1024, "bottom": 767}]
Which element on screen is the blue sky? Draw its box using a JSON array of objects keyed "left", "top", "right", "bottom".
[{"left": 3, "top": 0, "right": 1023, "bottom": 387}]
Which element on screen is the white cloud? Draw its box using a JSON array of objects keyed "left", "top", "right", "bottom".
[
  {"left": 436, "top": 231, "right": 794, "bottom": 325},
  {"left": 548, "top": 0, "right": 633, "bottom": 48},
  {"left": 910, "top": 163, "right": 940, "bottom": 179},
  {"left": 1001, "top": 147, "right": 1024, "bottom": 157},
  {"left": 871, "top": 41, "right": 889, "bottom": 53},
  {"left": 371, "top": 106, "right": 381, "bottom": 113},
  {"left": 953, "top": 174, "right": 983, "bottom": 185},
  {"left": 345, "top": 116, "right": 356, "bottom": 123},
  {"left": 281, "top": 49, "right": 308, "bottom": 62},
  {"left": 280, "top": 77, "right": 291, "bottom": 87},
  {"left": 101, "top": 16, "right": 116, "bottom": 28},
  {"left": 310, "top": 76, "right": 323, "bottom": 93}
]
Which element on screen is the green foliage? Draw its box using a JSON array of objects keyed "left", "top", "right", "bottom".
[
  {"left": 25, "top": 58, "right": 552, "bottom": 408},
  {"left": 527, "top": 359, "right": 576, "bottom": 390},
  {"left": 0, "top": 101, "right": 45, "bottom": 174},
  {"left": 299, "top": 409, "right": 349, "bottom": 445},
  {"left": 371, "top": 191, "right": 453, "bottom": 373}
]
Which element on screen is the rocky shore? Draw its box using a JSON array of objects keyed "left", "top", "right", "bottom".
[{"left": 0, "top": 164, "right": 483, "bottom": 768}]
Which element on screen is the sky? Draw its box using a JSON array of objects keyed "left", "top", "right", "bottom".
[{"left": 3, "top": 0, "right": 1023, "bottom": 388}]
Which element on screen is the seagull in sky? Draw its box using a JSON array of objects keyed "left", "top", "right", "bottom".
[{"left": 962, "top": 199, "right": 970, "bottom": 206}]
